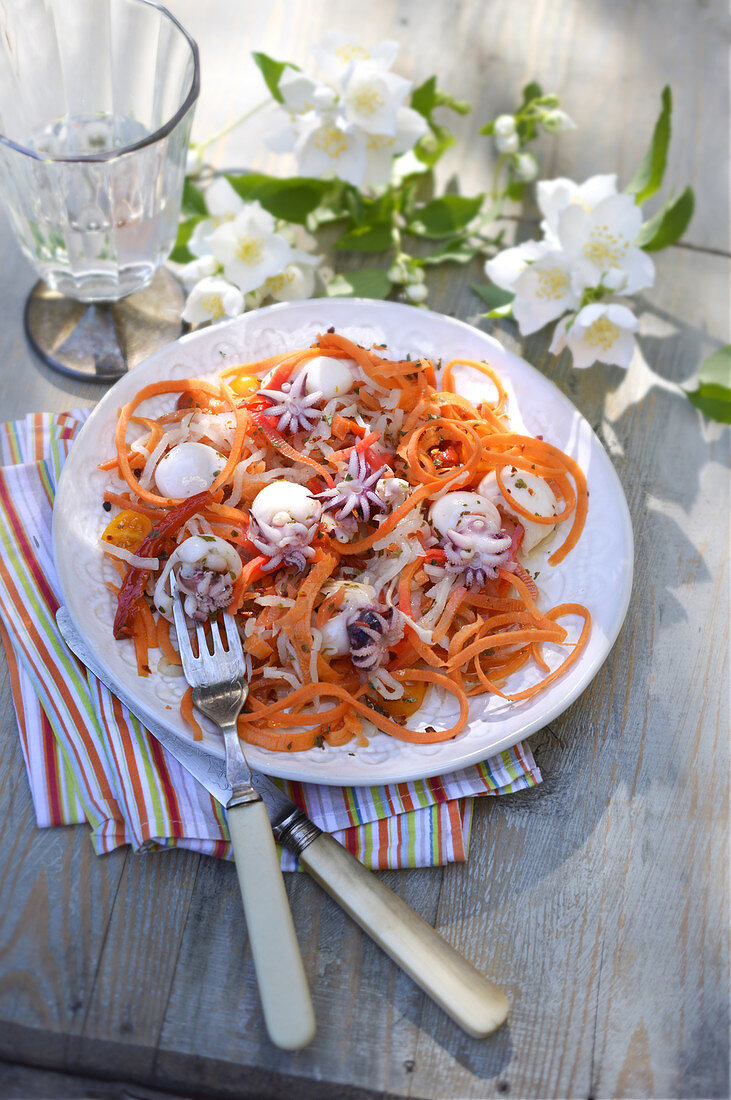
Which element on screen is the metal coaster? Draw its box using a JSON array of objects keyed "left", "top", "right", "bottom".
[{"left": 24, "top": 267, "right": 185, "bottom": 382}]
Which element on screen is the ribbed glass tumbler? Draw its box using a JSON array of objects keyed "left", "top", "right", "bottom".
[{"left": 0, "top": 0, "right": 199, "bottom": 303}]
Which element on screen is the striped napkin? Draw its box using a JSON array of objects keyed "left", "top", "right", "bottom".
[{"left": 0, "top": 409, "right": 542, "bottom": 870}]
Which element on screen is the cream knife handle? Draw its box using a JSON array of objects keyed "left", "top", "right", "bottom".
[
  {"left": 299, "top": 831, "right": 508, "bottom": 1038},
  {"left": 227, "top": 798, "right": 316, "bottom": 1050}
]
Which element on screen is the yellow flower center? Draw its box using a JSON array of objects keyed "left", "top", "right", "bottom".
[
  {"left": 584, "top": 316, "right": 620, "bottom": 350},
  {"left": 235, "top": 236, "right": 264, "bottom": 264},
  {"left": 264, "top": 269, "right": 294, "bottom": 294},
  {"left": 201, "top": 293, "right": 225, "bottom": 321},
  {"left": 583, "top": 224, "right": 628, "bottom": 269},
  {"left": 535, "top": 266, "right": 570, "bottom": 300},
  {"left": 314, "top": 125, "right": 348, "bottom": 159},
  {"left": 335, "top": 44, "right": 370, "bottom": 64},
  {"left": 212, "top": 211, "right": 236, "bottom": 227},
  {"left": 350, "top": 86, "right": 384, "bottom": 117},
  {"left": 366, "top": 133, "right": 395, "bottom": 151}
]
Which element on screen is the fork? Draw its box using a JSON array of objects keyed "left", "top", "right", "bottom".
[{"left": 170, "top": 574, "right": 315, "bottom": 1051}]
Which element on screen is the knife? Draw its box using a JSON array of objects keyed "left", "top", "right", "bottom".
[{"left": 56, "top": 606, "right": 509, "bottom": 1038}]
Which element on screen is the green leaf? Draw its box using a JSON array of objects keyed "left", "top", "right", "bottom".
[
  {"left": 225, "top": 173, "right": 330, "bottom": 224},
  {"left": 521, "top": 81, "right": 543, "bottom": 105},
  {"left": 407, "top": 193, "right": 484, "bottom": 239},
  {"left": 325, "top": 269, "right": 393, "bottom": 299},
  {"left": 478, "top": 120, "right": 495, "bottom": 136},
  {"left": 421, "top": 237, "right": 481, "bottom": 265},
  {"left": 636, "top": 186, "right": 695, "bottom": 250},
  {"left": 506, "top": 180, "right": 527, "bottom": 202},
  {"left": 411, "top": 75, "right": 438, "bottom": 118},
  {"left": 410, "top": 75, "right": 469, "bottom": 119},
  {"left": 410, "top": 75, "right": 468, "bottom": 168},
  {"left": 686, "top": 346, "right": 731, "bottom": 423},
  {"left": 414, "top": 125, "right": 455, "bottom": 168},
  {"left": 625, "top": 85, "right": 672, "bottom": 205},
  {"left": 251, "top": 52, "right": 299, "bottom": 103},
  {"left": 169, "top": 215, "right": 204, "bottom": 263},
  {"left": 181, "top": 178, "right": 208, "bottom": 218},
  {"left": 471, "top": 282, "right": 515, "bottom": 311},
  {"left": 335, "top": 221, "right": 393, "bottom": 252}
]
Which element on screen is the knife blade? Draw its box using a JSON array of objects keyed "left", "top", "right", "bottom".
[{"left": 56, "top": 605, "right": 509, "bottom": 1037}]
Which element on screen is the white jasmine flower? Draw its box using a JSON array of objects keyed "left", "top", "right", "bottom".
[
  {"left": 206, "top": 202, "right": 295, "bottom": 295},
  {"left": 261, "top": 260, "right": 318, "bottom": 302},
  {"left": 294, "top": 114, "right": 367, "bottom": 187},
  {"left": 513, "top": 152, "right": 539, "bottom": 182},
  {"left": 541, "top": 109, "right": 577, "bottom": 134},
  {"left": 557, "top": 192, "right": 655, "bottom": 294},
  {"left": 182, "top": 276, "right": 244, "bottom": 325},
  {"left": 312, "top": 31, "right": 400, "bottom": 85},
  {"left": 280, "top": 70, "right": 327, "bottom": 116},
  {"left": 178, "top": 254, "right": 220, "bottom": 291},
  {"left": 485, "top": 239, "right": 553, "bottom": 292},
  {"left": 341, "top": 60, "right": 411, "bottom": 135},
  {"left": 495, "top": 131, "right": 520, "bottom": 154},
  {"left": 362, "top": 106, "right": 429, "bottom": 186},
  {"left": 550, "top": 302, "right": 638, "bottom": 369},
  {"left": 511, "top": 251, "right": 582, "bottom": 335},
  {"left": 188, "top": 177, "right": 247, "bottom": 257},
  {"left": 493, "top": 114, "right": 516, "bottom": 138},
  {"left": 537, "top": 173, "right": 618, "bottom": 242}
]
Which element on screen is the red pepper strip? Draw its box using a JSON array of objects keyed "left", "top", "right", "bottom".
[
  {"left": 113, "top": 491, "right": 212, "bottom": 639},
  {"left": 423, "top": 548, "right": 447, "bottom": 563}
]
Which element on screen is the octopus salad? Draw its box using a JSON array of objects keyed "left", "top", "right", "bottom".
[{"left": 99, "top": 331, "right": 591, "bottom": 752}]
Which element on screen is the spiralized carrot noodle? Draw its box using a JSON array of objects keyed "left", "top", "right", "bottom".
[{"left": 100, "top": 331, "right": 591, "bottom": 751}]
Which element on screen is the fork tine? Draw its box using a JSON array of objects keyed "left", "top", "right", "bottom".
[
  {"left": 169, "top": 574, "right": 194, "bottom": 669},
  {"left": 222, "top": 612, "right": 243, "bottom": 654},
  {"left": 195, "top": 621, "right": 209, "bottom": 658}
]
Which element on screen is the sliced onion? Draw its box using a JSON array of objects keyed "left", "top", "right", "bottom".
[{"left": 102, "top": 542, "right": 160, "bottom": 570}]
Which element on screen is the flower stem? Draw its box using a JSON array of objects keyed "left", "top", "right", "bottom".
[{"left": 194, "top": 98, "right": 271, "bottom": 154}]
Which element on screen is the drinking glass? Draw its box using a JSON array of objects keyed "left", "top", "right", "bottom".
[{"left": 0, "top": 0, "right": 200, "bottom": 379}]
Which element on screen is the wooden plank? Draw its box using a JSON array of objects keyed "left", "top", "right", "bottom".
[
  {"left": 151, "top": 855, "right": 439, "bottom": 1096},
  {"left": 404, "top": 246, "right": 730, "bottom": 1098}
]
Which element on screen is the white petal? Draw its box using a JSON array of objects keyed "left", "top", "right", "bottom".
[
  {"left": 391, "top": 106, "right": 429, "bottom": 153},
  {"left": 179, "top": 255, "right": 219, "bottom": 290},
  {"left": 295, "top": 118, "right": 367, "bottom": 186},
  {"left": 537, "top": 177, "right": 579, "bottom": 221},
  {"left": 266, "top": 118, "right": 300, "bottom": 154},
  {"left": 549, "top": 315, "right": 571, "bottom": 356},
  {"left": 513, "top": 293, "right": 568, "bottom": 336},
  {"left": 618, "top": 247, "right": 656, "bottom": 294},
  {"left": 484, "top": 239, "right": 551, "bottom": 292},
  {"left": 603, "top": 303, "right": 639, "bottom": 330},
  {"left": 205, "top": 177, "right": 246, "bottom": 218},
  {"left": 578, "top": 173, "right": 618, "bottom": 208},
  {"left": 279, "top": 71, "right": 322, "bottom": 114},
  {"left": 181, "top": 277, "right": 243, "bottom": 324},
  {"left": 266, "top": 263, "right": 316, "bottom": 302},
  {"left": 591, "top": 193, "right": 643, "bottom": 241},
  {"left": 342, "top": 62, "right": 410, "bottom": 135}
]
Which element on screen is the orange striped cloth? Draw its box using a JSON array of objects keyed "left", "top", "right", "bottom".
[{"left": 0, "top": 410, "right": 542, "bottom": 870}]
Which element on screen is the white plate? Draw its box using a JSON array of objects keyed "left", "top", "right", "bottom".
[{"left": 53, "top": 298, "right": 633, "bottom": 786}]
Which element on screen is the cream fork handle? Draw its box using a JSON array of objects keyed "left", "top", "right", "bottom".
[
  {"left": 299, "top": 831, "right": 508, "bottom": 1038},
  {"left": 227, "top": 798, "right": 316, "bottom": 1050}
]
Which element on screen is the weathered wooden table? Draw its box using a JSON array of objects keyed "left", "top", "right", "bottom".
[{"left": 1, "top": 2, "right": 728, "bottom": 1097}]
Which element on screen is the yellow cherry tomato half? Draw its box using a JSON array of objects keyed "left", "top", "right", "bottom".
[
  {"left": 102, "top": 509, "right": 153, "bottom": 552},
  {"left": 370, "top": 680, "right": 428, "bottom": 719},
  {"left": 230, "top": 376, "right": 261, "bottom": 398}
]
